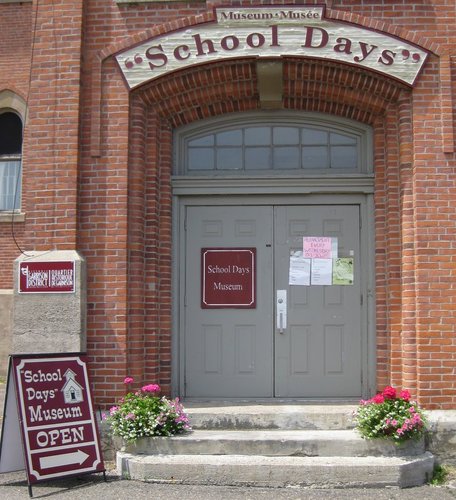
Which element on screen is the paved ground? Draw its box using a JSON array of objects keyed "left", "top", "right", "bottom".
[
  {"left": 0, "top": 469, "right": 455, "bottom": 500},
  {"left": 1, "top": 382, "right": 456, "bottom": 499}
]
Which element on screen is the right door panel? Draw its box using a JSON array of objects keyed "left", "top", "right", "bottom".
[{"left": 274, "top": 205, "right": 362, "bottom": 398}]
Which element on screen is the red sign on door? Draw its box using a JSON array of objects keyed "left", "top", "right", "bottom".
[
  {"left": 11, "top": 354, "right": 104, "bottom": 484},
  {"left": 19, "top": 261, "right": 75, "bottom": 293},
  {"left": 202, "top": 248, "right": 256, "bottom": 308}
]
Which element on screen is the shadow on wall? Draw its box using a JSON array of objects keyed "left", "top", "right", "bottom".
[{"left": 0, "top": 291, "right": 13, "bottom": 380}]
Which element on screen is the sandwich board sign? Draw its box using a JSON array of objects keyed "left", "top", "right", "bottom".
[{"left": 0, "top": 353, "right": 105, "bottom": 496}]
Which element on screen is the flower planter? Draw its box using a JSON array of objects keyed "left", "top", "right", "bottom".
[{"left": 361, "top": 435, "right": 426, "bottom": 457}]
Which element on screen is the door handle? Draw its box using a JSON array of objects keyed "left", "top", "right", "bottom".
[{"left": 276, "top": 290, "right": 287, "bottom": 334}]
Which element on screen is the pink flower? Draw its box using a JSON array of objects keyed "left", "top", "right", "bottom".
[
  {"left": 125, "top": 412, "right": 136, "bottom": 420},
  {"left": 382, "top": 386, "right": 397, "bottom": 400},
  {"left": 109, "top": 405, "right": 119, "bottom": 415},
  {"left": 372, "top": 394, "right": 385, "bottom": 404},
  {"left": 124, "top": 376, "right": 134, "bottom": 384},
  {"left": 400, "top": 389, "right": 411, "bottom": 402},
  {"left": 412, "top": 413, "right": 422, "bottom": 424},
  {"left": 141, "top": 384, "right": 161, "bottom": 394}
]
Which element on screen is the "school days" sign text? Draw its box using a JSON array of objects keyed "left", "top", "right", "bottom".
[{"left": 116, "top": 6, "right": 429, "bottom": 89}]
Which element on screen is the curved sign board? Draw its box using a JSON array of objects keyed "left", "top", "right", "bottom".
[{"left": 115, "top": 6, "right": 429, "bottom": 89}]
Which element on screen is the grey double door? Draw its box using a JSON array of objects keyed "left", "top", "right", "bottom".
[{"left": 184, "top": 204, "right": 362, "bottom": 398}]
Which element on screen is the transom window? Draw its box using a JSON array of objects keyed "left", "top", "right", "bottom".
[
  {"left": 0, "top": 111, "right": 22, "bottom": 210},
  {"left": 174, "top": 113, "right": 372, "bottom": 176}
]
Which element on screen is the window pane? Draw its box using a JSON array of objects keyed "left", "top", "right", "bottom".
[
  {"left": 302, "top": 146, "right": 328, "bottom": 169},
  {"left": 273, "top": 147, "right": 300, "bottom": 169},
  {"left": 330, "top": 132, "right": 357, "bottom": 145},
  {"left": 0, "top": 112, "right": 22, "bottom": 154},
  {"left": 217, "top": 148, "right": 242, "bottom": 170},
  {"left": 188, "top": 135, "right": 214, "bottom": 147},
  {"left": 244, "top": 127, "right": 270, "bottom": 145},
  {"left": 179, "top": 119, "right": 365, "bottom": 175},
  {"left": 330, "top": 146, "right": 358, "bottom": 168},
  {"left": 245, "top": 147, "right": 271, "bottom": 170},
  {"left": 188, "top": 148, "right": 214, "bottom": 170},
  {"left": 216, "top": 130, "right": 242, "bottom": 146},
  {"left": 0, "top": 160, "right": 21, "bottom": 210},
  {"left": 273, "top": 127, "right": 299, "bottom": 145},
  {"left": 302, "top": 129, "right": 327, "bottom": 145}
]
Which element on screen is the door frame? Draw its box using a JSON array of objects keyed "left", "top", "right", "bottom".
[{"left": 172, "top": 181, "right": 375, "bottom": 400}]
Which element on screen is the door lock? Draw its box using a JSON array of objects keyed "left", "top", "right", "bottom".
[{"left": 276, "top": 290, "right": 287, "bottom": 334}]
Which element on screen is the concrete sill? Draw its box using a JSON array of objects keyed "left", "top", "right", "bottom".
[{"left": 0, "top": 212, "right": 25, "bottom": 223}]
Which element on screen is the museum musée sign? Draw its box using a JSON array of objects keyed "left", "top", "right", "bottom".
[{"left": 116, "top": 5, "right": 429, "bottom": 89}]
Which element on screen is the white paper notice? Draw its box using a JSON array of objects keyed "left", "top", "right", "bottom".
[
  {"left": 311, "top": 259, "right": 333, "bottom": 285},
  {"left": 289, "top": 251, "right": 311, "bottom": 286}
]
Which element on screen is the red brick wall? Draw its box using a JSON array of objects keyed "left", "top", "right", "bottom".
[
  {"left": 1, "top": 0, "right": 455, "bottom": 408},
  {"left": 0, "top": 3, "right": 31, "bottom": 288}
]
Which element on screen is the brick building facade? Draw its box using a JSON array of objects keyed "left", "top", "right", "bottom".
[{"left": 0, "top": 0, "right": 455, "bottom": 409}]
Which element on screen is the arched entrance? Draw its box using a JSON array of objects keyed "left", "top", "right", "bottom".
[{"left": 172, "top": 112, "right": 375, "bottom": 399}]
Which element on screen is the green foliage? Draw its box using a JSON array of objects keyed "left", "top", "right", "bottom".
[{"left": 429, "top": 465, "right": 449, "bottom": 486}]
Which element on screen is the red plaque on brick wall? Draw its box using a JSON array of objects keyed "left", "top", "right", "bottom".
[
  {"left": 202, "top": 248, "right": 256, "bottom": 308},
  {"left": 19, "top": 261, "right": 75, "bottom": 293}
]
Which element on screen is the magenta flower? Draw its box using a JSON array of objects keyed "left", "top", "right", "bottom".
[
  {"left": 382, "top": 386, "right": 397, "bottom": 400},
  {"left": 124, "top": 376, "right": 134, "bottom": 384},
  {"left": 400, "top": 389, "right": 411, "bottom": 402},
  {"left": 141, "top": 384, "right": 161, "bottom": 394},
  {"left": 372, "top": 393, "right": 385, "bottom": 404}
]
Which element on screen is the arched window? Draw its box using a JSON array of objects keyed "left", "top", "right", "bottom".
[
  {"left": 173, "top": 112, "right": 372, "bottom": 176},
  {"left": 0, "top": 111, "right": 22, "bottom": 210}
]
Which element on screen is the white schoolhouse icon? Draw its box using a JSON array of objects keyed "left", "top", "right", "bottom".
[{"left": 61, "top": 368, "right": 84, "bottom": 404}]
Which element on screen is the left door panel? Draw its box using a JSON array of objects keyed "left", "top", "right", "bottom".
[{"left": 184, "top": 206, "right": 273, "bottom": 398}]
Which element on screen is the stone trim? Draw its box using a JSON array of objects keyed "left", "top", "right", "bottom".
[{"left": 0, "top": 212, "right": 25, "bottom": 223}]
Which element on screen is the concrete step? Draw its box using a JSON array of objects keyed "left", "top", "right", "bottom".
[
  {"left": 117, "top": 451, "right": 435, "bottom": 489},
  {"left": 185, "top": 403, "right": 357, "bottom": 430},
  {"left": 116, "top": 403, "right": 435, "bottom": 489},
  {"left": 123, "top": 429, "right": 426, "bottom": 458}
]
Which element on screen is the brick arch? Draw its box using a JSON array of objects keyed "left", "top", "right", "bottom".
[
  {"left": 283, "top": 59, "right": 405, "bottom": 121},
  {"left": 0, "top": 88, "right": 27, "bottom": 120},
  {"left": 137, "top": 61, "right": 259, "bottom": 128},
  {"left": 134, "top": 58, "right": 406, "bottom": 127}
]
